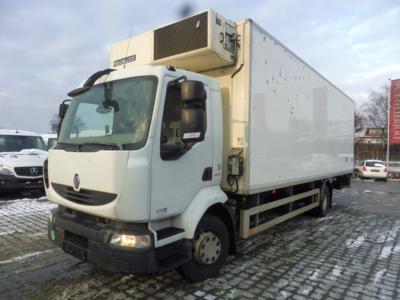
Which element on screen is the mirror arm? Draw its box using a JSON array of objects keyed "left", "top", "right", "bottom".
[{"left": 168, "top": 76, "right": 187, "bottom": 87}]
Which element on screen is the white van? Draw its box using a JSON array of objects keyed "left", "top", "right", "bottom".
[{"left": 0, "top": 129, "right": 47, "bottom": 192}]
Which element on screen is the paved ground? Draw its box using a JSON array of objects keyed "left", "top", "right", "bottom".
[{"left": 1, "top": 179, "right": 400, "bottom": 299}]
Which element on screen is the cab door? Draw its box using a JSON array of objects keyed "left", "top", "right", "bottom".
[{"left": 150, "top": 76, "right": 213, "bottom": 220}]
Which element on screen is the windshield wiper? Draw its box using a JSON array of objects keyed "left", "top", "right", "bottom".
[
  {"left": 79, "top": 142, "right": 122, "bottom": 151},
  {"left": 55, "top": 142, "right": 81, "bottom": 152},
  {"left": 55, "top": 142, "right": 123, "bottom": 152}
]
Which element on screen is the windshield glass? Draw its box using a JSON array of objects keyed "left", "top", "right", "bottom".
[
  {"left": 58, "top": 76, "right": 158, "bottom": 150},
  {"left": 0, "top": 135, "right": 47, "bottom": 152}
]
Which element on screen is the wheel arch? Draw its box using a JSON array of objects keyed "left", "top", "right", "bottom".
[
  {"left": 172, "top": 185, "right": 228, "bottom": 240},
  {"left": 204, "top": 203, "right": 237, "bottom": 255}
]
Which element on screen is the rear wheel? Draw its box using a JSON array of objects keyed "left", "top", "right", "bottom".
[
  {"left": 176, "top": 214, "right": 229, "bottom": 282},
  {"left": 316, "top": 184, "right": 330, "bottom": 217}
]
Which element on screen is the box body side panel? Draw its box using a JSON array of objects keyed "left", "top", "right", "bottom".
[{"left": 247, "top": 23, "right": 354, "bottom": 193}]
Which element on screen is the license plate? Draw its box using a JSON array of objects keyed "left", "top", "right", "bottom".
[
  {"left": 63, "top": 242, "right": 87, "bottom": 261},
  {"left": 371, "top": 170, "right": 379, "bottom": 172}
]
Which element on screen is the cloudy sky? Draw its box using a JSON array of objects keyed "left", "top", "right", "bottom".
[{"left": 0, "top": 0, "right": 399, "bottom": 133}]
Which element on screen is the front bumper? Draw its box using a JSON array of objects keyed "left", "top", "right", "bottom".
[
  {"left": 48, "top": 207, "right": 192, "bottom": 274},
  {"left": 0, "top": 175, "right": 44, "bottom": 190}
]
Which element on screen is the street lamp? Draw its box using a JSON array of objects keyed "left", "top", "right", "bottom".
[{"left": 386, "top": 78, "right": 391, "bottom": 165}]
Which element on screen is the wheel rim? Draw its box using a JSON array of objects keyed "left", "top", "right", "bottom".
[{"left": 194, "top": 231, "right": 222, "bottom": 265}]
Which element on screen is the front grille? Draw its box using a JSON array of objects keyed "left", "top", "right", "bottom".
[
  {"left": 14, "top": 166, "right": 43, "bottom": 177},
  {"left": 52, "top": 183, "right": 117, "bottom": 206},
  {"left": 154, "top": 11, "right": 208, "bottom": 60}
]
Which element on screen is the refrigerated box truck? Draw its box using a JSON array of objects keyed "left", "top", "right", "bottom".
[{"left": 46, "top": 9, "right": 354, "bottom": 281}]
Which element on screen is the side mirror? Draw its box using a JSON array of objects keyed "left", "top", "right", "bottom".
[
  {"left": 181, "top": 108, "right": 205, "bottom": 143},
  {"left": 180, "top": 80, "right": 206, "bottom": 143},
  {"left": 181, "top": 80, "right": 206, "bottom": 104},
  {"left": 59, "top": 100, "right": 71, "bottom": 119}
]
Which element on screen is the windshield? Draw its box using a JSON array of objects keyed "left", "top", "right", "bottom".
[
  {"left": 0, "top": 135, "right": 47, "bottom": 152},
  {"left": 58, "top": 76, "right": 158, "bottom": 151},
  {"left": 366, "top": 161, "right": 384, "bottom": 167}
]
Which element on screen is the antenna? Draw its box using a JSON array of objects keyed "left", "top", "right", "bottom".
[{"left": 123, "top": 24, "right": 134, "bottom": 69}]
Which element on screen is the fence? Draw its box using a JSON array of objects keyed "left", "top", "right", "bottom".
[{"left": 354, "top": 143, "right": 400, "bottom": 162}]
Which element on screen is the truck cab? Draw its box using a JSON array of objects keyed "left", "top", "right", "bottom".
[{"left": 47, "top": 65, "right": 228, "bottom": 279}]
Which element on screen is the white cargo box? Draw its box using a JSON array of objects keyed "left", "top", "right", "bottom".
[{"left": 205, "top": 20, "right": 354, "bottom": 194}]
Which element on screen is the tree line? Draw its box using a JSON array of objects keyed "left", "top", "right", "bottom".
[{"left": 355, "top": 84, "right": 388, "bottom": 136}]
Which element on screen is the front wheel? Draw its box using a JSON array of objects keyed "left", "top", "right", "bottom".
[{"left": 176, "top": 214, "right": 229, "bottom": 282}]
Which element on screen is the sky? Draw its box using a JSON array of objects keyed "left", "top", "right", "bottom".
[{"left": 0, "top": 0, "right": 399, "bottom": 133}]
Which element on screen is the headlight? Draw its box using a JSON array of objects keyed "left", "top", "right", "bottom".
[
  {"left": 0, "top": 164, "right": 13, "bottom": 176},
  {"left": 109, "top": 233, "right": 151, "bottom": 249}
]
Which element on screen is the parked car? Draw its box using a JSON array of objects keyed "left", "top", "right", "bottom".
[
  {"left": 0, "top": 129, "right": 47, "bottom": 192},
  {"left": 359, "top": 160, "right": 388, "bottom": 181}
]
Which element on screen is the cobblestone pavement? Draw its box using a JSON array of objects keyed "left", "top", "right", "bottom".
[{"left": 1, "top": 179, "right": 400, "bottom": 299}]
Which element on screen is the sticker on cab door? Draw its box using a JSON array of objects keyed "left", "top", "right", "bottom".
[{"left": 183, "top": 132, "right": 201, "bottom": 139}]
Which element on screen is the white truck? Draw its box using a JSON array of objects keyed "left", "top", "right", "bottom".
[
  {"left": 46, "top": 9, "right": 354, "bottom": 281},
  {"left": 0, "top": 129, "right": 47, "bottom": 192}
]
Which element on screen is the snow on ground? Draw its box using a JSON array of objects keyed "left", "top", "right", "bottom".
[
  {"left": 379, "top": 245, "right": 400, "bottom": 259},
  {"left": 309, "top": 270, "right": 319, "bottom": 280},
  {"left": 0, "top": 196, "right": 55, "bottom": 218},
  {"left": 373, "top": 269, "right": 386, "bottom": 284},
  {"left": 332, "top": 264, "right": 343, "bottom": 277},
  {"left": 0, "top": 249, "right": 54, "bottom": 265},
  {"left": 346, "top": 235, "right": 365, "bottom": 249}
]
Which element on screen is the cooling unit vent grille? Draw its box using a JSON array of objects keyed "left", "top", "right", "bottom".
[{"left": 154, "top": 12, "right": 208, "bottom": 60}]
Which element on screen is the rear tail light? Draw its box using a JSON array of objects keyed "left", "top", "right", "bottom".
[
  {"left": 384, "top": 168, "right": 388, "bottom": 172},
  {"left": 362, "top": 167, "right": 367, "bottom": 171}
]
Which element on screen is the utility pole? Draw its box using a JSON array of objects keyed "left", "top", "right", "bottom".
[{"left": 386, "top": 79, "right": 391, "bottom": 165}]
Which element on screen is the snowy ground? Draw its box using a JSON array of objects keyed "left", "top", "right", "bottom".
[{"left": 1, "top": 179, "right": 400, "bottom": 299}]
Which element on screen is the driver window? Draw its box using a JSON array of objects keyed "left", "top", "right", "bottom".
[{"left": 160, "top": 82, "right": 184, "bottom": 160}]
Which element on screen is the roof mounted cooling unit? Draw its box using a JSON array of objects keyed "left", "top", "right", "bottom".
[{"left": 153, "top": 9, "right": 237, "bottom": 72}]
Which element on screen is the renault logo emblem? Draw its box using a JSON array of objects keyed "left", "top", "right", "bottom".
[
  {"left": 29, "top": 167, "right": 39, "bottom": 175},
  {"left": 73, "top": 174, "right": 80, "bottom": 190}
]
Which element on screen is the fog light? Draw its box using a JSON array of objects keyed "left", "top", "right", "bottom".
[{"left": 109, "top": 233, "right": 151, "bottom": 249}]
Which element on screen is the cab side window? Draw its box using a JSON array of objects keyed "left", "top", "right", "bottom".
[{"left": 160, "top": 82, "right": 184, "bottom": 160}]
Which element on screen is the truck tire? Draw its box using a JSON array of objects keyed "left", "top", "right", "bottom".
[
  {"left": 176, "top": 214, "right": 229, "bottom": 282},
  {"left": 316, "top": 184, "right": 330, "bottom": 217}
]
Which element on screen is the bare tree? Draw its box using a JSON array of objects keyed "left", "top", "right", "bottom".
[
  {"left": 362, "top": 85, "right": 389, "bottom": 129},
  {"left": 49, "top": 114, "right": 61, "bottom": 133},
  {"left": 354, "top": 108, "right": 365, "bottom": 134}
]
